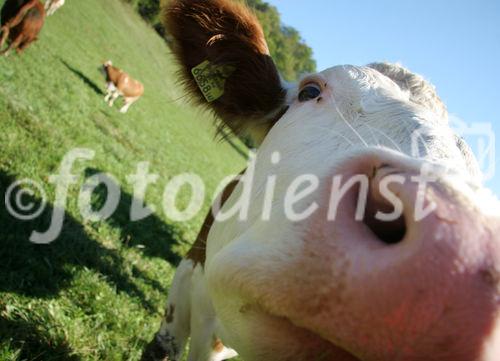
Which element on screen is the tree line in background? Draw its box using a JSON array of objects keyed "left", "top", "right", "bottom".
[{"left": 123, "top": 0, "right": 316, "bottom": 81}]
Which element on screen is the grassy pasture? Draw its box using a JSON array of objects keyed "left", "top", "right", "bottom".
[{"left": 0, "top": 0, "right": 247, "bottom": 359}]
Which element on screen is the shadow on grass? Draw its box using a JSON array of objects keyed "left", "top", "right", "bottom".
[
  {"left": 0, "top": 317, "right": 81, "bottom": 361},
  {"left": 59, "top": 59, "right": 104, "bottom": 96},
  {"left": 0, "top": 171, "right": 180, "bottom": 309},
  {"left": 84, "top": 168, "right": 183, "bottom": 265}
]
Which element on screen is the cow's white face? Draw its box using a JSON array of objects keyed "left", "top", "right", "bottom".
[
  {"left": 205, "top": 65, "right": 500, "bottom": 361},
  {"left": 163, "top": 1, "right": 500, "bottom": 360}
]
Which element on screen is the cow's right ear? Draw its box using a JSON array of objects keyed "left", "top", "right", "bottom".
[{"left": 164, "top": 0, "right": 288, "bottom": 144}]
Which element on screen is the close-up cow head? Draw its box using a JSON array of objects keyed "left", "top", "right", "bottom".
[{"left": 143, "top": 0, "right": 500, "bottom": 360}]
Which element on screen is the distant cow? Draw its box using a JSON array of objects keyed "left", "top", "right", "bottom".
[
  {"left": 44, "top": 0, "right": 64, "bottom": 16},
  {"left": 0, "top": 0, "right": 45, "bottom": 56},
  {"left": 101, "top": 60, "right": 144, "bottom": 113}
]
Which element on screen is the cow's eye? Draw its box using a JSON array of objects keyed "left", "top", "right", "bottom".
[{"left": 298, "top": 83, "right": 322, "bottom": 102}]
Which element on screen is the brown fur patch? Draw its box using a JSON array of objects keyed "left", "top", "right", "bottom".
[
  {"left": 163, "top": 0, "right": 287, "bottom": 141},
  {"left": 0, "top": 0, "right": 45, "bottom": 55},
  {"left": 186, "top": 173, "right": 242, "bottom": 266}
]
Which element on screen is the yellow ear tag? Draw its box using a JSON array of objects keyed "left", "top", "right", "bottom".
[{"left": 191, "top": 60, "right": 236, "bottom": 103}]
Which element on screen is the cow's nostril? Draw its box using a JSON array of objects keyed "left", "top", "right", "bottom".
[
  {"left": 363, "top": 209, "right": 407, "bottom": 245},
  {"left": 362, "top": 177, "right": 407, "bottom": 245}
]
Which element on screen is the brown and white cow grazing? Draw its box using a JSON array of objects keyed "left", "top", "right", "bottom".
[
  {"left": 0, "top": 0, "right": 45, "bottom": 56},
  {"left": 142, "top": 1, "right": 500, "bottom": 361},
  {"left": 101, "top": 60, "right": 144, "bottom": 113},
  {"left": 44, "top": 0, "right": 64, "bottom": 16}
]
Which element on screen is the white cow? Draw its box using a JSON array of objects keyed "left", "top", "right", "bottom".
[
  {"left": 142, "top": 1, "right": 500, "bottom": 361},
  {"left": 44, "top": 0, "right": 64, "bottom": 16}
]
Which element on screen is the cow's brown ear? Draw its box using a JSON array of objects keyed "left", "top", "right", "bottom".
[{"left": 164, "top": 0, "right": 287, "bottom": 144}]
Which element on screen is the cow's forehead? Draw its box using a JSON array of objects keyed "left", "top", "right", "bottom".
[
  {"left": 252, "top": 64, "right": 472, "bottom": 187},
  {"left": 281, "top": 65, "right": 438, "bottom": 150},
  {"left": 308, "top": 65, "right": 411, "bottom": 106}
]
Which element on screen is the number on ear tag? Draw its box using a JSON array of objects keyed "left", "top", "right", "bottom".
[{"left": 191, "top": 60, "right": 236, "bottom": 102}]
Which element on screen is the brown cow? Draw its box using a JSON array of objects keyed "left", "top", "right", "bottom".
[
  {"left": 0, "top": 0, "right": 45, "bottom": 56},
  {"left": 101, "top": 60, "right": 144, "bottom": 113}
]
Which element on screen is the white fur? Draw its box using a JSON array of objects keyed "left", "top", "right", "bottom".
[
  {"left": 187, "top": 265, "right": 238, "bottom": 361},
  {"left": 152, "top": 64, "right": 499, "bottom": 361},
  {"left": 208, "top": 64, "right": 477, "bottom": 258},
  {"left": 155, "top": 259, "right": 194, "bottom": 361},
  {"left": 45, "top": 0, "right": 65, "bottom": 16},
  {"left": 119, "top": 96, "right": 141, "bottom": 113},
  {"left": 152, "top": 259, "right": 237, "bottom": 361},
  {"left": 204, "top": 65, "right": 499, "bottom": 360}
]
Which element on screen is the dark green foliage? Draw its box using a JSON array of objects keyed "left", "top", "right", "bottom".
[{"left": 124, "top": 0, "right": 165, "bottom": 37}]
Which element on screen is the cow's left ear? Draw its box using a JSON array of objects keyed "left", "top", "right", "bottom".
[{"left": 164, "top": 0, "right": 288, "bottom": 144}]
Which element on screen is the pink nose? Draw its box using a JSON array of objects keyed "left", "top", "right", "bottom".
[{"left": 306, "top": 152, "right": 500, "bottom": 361}]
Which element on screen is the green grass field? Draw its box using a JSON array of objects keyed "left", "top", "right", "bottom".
[{"left": 0, "top": 0, "right": 247, "bottom": 359}]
